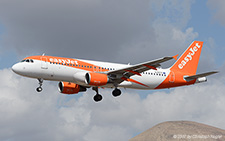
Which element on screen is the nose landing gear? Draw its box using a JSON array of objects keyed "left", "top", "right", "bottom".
[{"left": 36, "top": 78, "right": 43, "bottom": 92}]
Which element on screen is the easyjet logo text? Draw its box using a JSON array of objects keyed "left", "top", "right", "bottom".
[
  {"left": 49, "top": 58, "right": 78, "bottom": 65},
  {"left": 178, "top": 43, "right": 201, "bottom": 69}
]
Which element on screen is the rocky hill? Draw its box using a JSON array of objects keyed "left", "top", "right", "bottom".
[{"left": 130, "top": 121, "right": 225, "bottom": 141}]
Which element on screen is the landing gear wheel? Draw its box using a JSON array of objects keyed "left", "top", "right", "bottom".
[
  {"left": 36, "top": 78, "right": 43, "bottom": 92},
  {"left": 92, "top": 87, "right": 103, "bottom": 102},
  {"left": 93, "top": 94, "right": 103, "bottom": 102},
  {"left": 36, "top": 87, "right": 43, "bottom": 92},
  {"left": 112, "top": 88, "right": 121, "bottom": 97}
]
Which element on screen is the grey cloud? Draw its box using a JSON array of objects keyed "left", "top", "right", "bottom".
[
  {"left": 0, "top": 65, "right": 223, "bottom": 141},
  {"left": 151, "top": 0, "right": 195, "bottom": 29},
  {"left": 0, "top": 0, "right": 152, "bottom": 62},
  {"left": 207, "top": 0, "right": 225, "bottom": 26},
  {"left": 0, "top": 0, "right": 201, "bottom": 65}
]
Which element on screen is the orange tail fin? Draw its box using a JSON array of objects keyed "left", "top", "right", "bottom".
[{"left": 170, "top": 41, "right": 203, "bottom": 75}]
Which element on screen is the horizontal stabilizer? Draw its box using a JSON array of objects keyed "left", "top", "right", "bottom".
[{"left": 184, "top": 71, "right": 218, "bottom": 81}]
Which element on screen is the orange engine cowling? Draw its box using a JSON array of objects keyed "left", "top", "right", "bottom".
[
  {"left": 85, "top": 72, "right": 109, "bottom": 86},
  {"left": 58, "top": 81, "right": 86, "bottom": 94}
]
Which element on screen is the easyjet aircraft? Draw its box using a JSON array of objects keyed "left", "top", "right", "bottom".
[{"left": 12, "top": 41, "right": 217, "bottom": 102}]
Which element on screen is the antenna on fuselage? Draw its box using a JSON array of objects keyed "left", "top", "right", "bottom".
[{"left": 42, "top": 53, "right": 45, "bottom": 56}]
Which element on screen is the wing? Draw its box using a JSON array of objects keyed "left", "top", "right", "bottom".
[
  {"left": 184, "top": 71, "right": 218, "bottom": 81},
  {"left": 107, "top": 56, "right": 175, "bottom": 83}
]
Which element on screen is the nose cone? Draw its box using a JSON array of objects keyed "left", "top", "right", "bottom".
[{"left": 12, "top": 63, "right": 23, "bottom": 75}]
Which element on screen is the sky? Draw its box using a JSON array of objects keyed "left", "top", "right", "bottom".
[{"left": 0, "top": 0, "right": 225, "bottom": 140}]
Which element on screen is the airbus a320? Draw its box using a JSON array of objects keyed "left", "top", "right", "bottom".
[{"left": 12, "top": 41, "right": 218, "bottom": 102}]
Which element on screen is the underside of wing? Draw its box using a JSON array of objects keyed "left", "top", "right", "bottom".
[{"left": 107, "top": 56, "right": 175, "bottom": 83}]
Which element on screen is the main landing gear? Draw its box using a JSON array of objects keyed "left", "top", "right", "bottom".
[
  {"left": 92, "top": 87, "right": 122, "bottom": 102},
  {"left": 112, "top": 88, "right": 121, "bottom": 97},
  {"left": 36, "top": 78, "right": 43, "bottom": 92},
  {"left": 93, "top": 87, "right": 103, "bottom": 102}
]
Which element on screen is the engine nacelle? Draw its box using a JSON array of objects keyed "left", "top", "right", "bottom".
[
  {"left": 85, "top": 72, "right": 109, "bottom": 86},
  {"left": 58, "top": 81, "right": 86, "bottom": 94}
]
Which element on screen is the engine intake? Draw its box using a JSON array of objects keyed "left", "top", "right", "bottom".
[{"left": 58, "top": 81, "right": 86, "bottom": 94}]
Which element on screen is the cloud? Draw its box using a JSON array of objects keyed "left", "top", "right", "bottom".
[
  {"left": 0, "top": 67, "right": 224, "bottom": 141},
  {"left": 151, "top": 0, "right": 195, "bottom": 28},
  {"left": 116, "top": 0, "right": 198, "bottom": 65},
  {"left": 0, "top": 0, "right": 200, "bottom": 65},
  {"left": 0, "top": 0, "right": 152, "bottom": 62},
  {"left": 207, "top": 0, "right": 225, "bottom": 26}
]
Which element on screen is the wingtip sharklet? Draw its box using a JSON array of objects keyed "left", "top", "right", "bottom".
[{"left": 173, "top": 54, "right": 179, "bottom": 60}]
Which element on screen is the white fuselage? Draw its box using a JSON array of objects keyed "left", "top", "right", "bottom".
[{"left": 12, "top": 58, "right": 170, "bottom": 89}]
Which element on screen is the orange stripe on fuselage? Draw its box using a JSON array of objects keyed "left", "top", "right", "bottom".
[
  {"left": 24, "top": 56, "right": 109, "bottom": 72},
  {"left": 155, "top": 71, "right": 196, "bottom": 89}
]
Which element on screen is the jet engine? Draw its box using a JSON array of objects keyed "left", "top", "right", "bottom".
[
  {"left": 85, "top": 72, "right": 109, "bottom": 86},
  {"left": 58, "top": 81, "right": 86, "bottom": 94}
]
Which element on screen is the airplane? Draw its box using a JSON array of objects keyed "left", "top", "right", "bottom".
[{"left": 12, "top": 41, "right": 218, "bottom": 102}]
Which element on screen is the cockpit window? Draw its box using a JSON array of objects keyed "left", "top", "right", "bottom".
[{"left": 22, "top": 59, "right": 34, "bottom": 63}]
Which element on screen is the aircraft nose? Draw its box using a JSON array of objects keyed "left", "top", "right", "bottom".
[
  {"left": 12, "top": 63, "right": 18, "bottom": 73},
  {"left": 12, "top": 63, "right": 23, "bottom": 74}
]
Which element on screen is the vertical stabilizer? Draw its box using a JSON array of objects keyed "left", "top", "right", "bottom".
[{"left": 170, "top": 41, "right": 203, "bottom": 75}]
